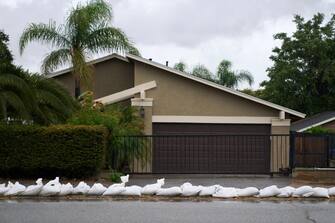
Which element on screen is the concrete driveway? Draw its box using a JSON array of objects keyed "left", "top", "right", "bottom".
[{"left": 1, "top": 200, "right": 334, "bottom": 223}]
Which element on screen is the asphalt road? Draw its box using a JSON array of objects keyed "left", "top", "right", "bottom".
[{"left": 1, "top": 200, "right": 335, "bottom": 223}]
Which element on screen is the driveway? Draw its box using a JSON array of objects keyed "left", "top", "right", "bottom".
[
  {"left": 1, "top": 200, "right": 334, "bottom": 223},
  {"left": 129, "top": 175, "right": 291, "bottom": 188}
]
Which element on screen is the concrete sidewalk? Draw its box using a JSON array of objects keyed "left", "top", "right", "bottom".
[{"left": 129, "top": 174, "right": 292, "bottom": 188}]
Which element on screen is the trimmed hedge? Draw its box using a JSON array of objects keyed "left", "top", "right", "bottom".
[{"left": 0, "top": 125, "right": 108, "bottom": 178}]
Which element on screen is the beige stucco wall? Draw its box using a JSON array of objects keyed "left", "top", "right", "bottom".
[
  {"left": 53, "top": 58, "right": 134, "bottom": 99},
  {"left": 134, "top": 62, "right": 279, "bottom": 117}
]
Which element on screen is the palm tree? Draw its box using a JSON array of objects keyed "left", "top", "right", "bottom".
[
  {"left": 173, "top": 61, "right": 187, "bottom": 72},
  {"left": 192, "top": 64, "right": 215, "bottom": 81},
  {"left": 216, "top": 60, "right": 254, "bottom": 88},
  {"left": 19, "top": 0, "right": 137, "bottom": 97},
  {"left": 24, "top": 73, "right": 79, "bottom": 125}
]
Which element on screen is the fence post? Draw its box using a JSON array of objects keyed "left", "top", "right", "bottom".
[
  {"left": 327, "top": 135, "right": 330, "bottom": 168},
  {"left": 289, "top": 132, "right": 296, "bottom": 172}
]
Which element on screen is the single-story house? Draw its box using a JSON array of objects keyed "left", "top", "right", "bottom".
[
  {"left": 291, "top": 111, "right": 335, "bottom": 132},
  {"left": 49, "top": 53, "right": 306, "bottom": 174}
]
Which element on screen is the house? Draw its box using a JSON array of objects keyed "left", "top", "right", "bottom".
[
  {"left": 50, "top": 53, "right": 306, "bottom": 174},
  {"left": 291, "top": 111, "right": 335, "bottom": 132}
]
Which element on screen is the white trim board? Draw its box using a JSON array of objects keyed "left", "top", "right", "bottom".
[
  {"left": 95, "top": 81, "right": 156, "bottom": 105},
  {"left": 152, "top": 116, "right": 278, "bottom": 124},
  {"left": 126, "top": 53, "right": 305, "bottom": 118},
  {"left": 297, "top": 117, "right": 335, "bottom": 132}
]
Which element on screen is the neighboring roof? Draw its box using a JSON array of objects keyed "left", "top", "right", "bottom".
[
  {"left": 291, "top": 111, "right": 335, "bottom": 132},
  {"left": 125, "top": 54, "right": 305, "bottom": 118},
  {"left": 49, "top": 53, "right": 306, "bottom": 118}
]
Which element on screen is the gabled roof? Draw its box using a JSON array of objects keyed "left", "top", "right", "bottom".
[
  {"left": 49, "top": 53, "right": 306, "bottom": 118},
  {"left": 291, "top": 111, "right": 335, "bottom": 132},
  {"left": 47, "top": 53, "right": 128, "bottom": 78},
  {"left": 126, "top": 54, "right": 306, "bottom": 118}
]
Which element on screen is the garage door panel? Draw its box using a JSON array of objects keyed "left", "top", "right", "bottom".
[{"left": 153, "top": 123, "right": 271, "bottom": 174}]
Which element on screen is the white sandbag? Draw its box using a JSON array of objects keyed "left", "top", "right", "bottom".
[
  {"left": 87, "top": 183, "right": 107, "bottom": 195},
  {"left": 328, "top": 187, "right": 335, "bottom": 196},
  {"left": 213, "top": 187, "right": 238, "bottom": 198},
  {"left": 180, "top": 182, "right": 201, "bottom": 196},
  {"left": 199, "top": 185, "right": 219, "bottom": 196},
  {"left": 292, "top": 186, "right": 314, "bottom": 197},
  {"left": 277, "top": 186, "right": 295, "bottom": 198},
  {"left": 73, "top": 181, "right": 90, "bottom": 195},
  {"left": 311, "top": 187, "right": 329, "bottom": 198},
  {"left": 4, "top": 182, "right": 26, "bottom": 196},
  {"left": 22, "top": 178, "right": 43, "bottom": 196},
  {"left": 40, "top": 177, "right": 61, "bottom": 196},
  {"left": 111, "top": 175, "right": 130, "bottom": 187},
  {"left": 141, "top": 178, "right": 165, "bottom": 195},
  {"left": 59, "top": 183, "right": 74, "bottom": 196},
  {"left": 258, "top": 185, "right": 281, "bottom": 198},
  {"left": 236, "top": 187, "right": 259, "bottom": 197},
  {"left": 156, "top": 187, "right": 182, "bottom": 196},
  {"left": 103, "top": 185, "right": 126, "bottom": 196},
  {"left": 120, "top": 185, "right": 142, "bottom": 196},
  {"left": 0, "top": 182, "right": 13, "bottom": 195}
]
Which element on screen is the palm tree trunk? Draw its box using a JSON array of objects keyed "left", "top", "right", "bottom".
[{"left": 74, "top": 77, "right": 80, "bottom": 98}]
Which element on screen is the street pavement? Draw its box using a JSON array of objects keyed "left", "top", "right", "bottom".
[{"left": 1, "top": 200, "right": 334, "bottom": 223}]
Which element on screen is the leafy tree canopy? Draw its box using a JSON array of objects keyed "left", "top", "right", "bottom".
[{"left": 261, "top": 13, "right": 335, "bottom": 115}]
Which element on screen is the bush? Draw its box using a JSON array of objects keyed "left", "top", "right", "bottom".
[
  {"left": 0, "top": 124, "right": 108, "bottom": 178},
  {"left": 306, "top": 126, "right": 335, "bottom": 134}
]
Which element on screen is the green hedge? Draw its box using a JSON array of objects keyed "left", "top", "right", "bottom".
[{"left": 0, "top": 125, "right": 108, "bottom": 178}]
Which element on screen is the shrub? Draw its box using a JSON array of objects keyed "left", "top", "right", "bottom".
[
  {"left": 67, "top": 95, "right": 144, "bottom": 172},
  {"left": 306, "top": 126, "right": 335, "bottom": 134},
  {"left": 0, "top": 124, "right": 108, "bottom": 178}
]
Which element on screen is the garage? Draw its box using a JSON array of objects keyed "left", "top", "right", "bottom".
[{"left": 152, "top": 123, "right": 271, "bottom": 174}]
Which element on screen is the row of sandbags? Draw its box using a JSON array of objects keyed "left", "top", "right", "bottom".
[{"left": 1, "top": 176, "right": 335, "bottom": 198}]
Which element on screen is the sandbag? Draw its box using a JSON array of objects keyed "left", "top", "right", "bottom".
[
  {"left": 311, "top": 187, "right": 329, "bottom": 198},
  {"left": 103, "top": 185, "right": 126, "bottom": 196},
  {"left": 199, "top": 185, "right": 219, "bottom": 196},
  {"left": 4, "top": 182, "right": 26, "bottom": 196},
  {"left": 87, "top": 183, "right": 107, "bottom": 195},
  {"left": 328, "top": 187, "right": 335, "bottom": 196},
  {"left": 181, "top": 182, "right": 201, "bottom": 196},
  {"left": 258, "top": 185, "right": 281, "bottom": 198},
  {"left": 141, "top": 178, "right": 165, "bottom": 195},
  {"left": 59, "top": 183, "right": 74, "bottom": 196},
  {"left": 236, "top": 187, "right": 259, "bottom": 197},
  {"left": 292, "top": 186, "right": 314, "bottom": 197},
  {"left": 40, "top": 177, "right": 61, "bottom": 196},
  {"left": 156, "top": 187, "right": 182, "bottom": 196},
  {"left": 277, "top": 186, "right": 295, "bottom": 198},
  {"left": 22, "top": 178, "right": 43, "bottom": 196},
  {"left": 213, "top": 187, "right": 238, "bottom": 198},
  {"left": 0, "top": 182, "right": 13, "bottom": 195},
  {"left": 120, "top": 185, "right": 142, "bottom": 196},
  {"left": 73, "top": 181, "right": 90, "bottom": 195},
  {"left": 111, "top": 175, "right": 130, "bottom": 187}
]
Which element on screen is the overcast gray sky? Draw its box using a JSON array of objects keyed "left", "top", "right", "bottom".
[{"left": 1, "top": 0, "right": 335, "bottom": 88}]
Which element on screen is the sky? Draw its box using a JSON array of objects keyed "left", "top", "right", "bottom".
[{"left": 1, "top": 0, "right": 335, "bottom": 89}]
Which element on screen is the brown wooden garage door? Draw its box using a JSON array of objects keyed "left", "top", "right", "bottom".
[{"left": 152, "top": 123, "right": 271, "bottom": 174}]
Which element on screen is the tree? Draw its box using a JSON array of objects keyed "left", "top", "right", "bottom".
[
  {"left": 192, "top": 64, "right": 215, "bottom": 81},
  {"left": 174, "top": 61, "right": 187, "bottom": 72},
  {"left": 19, "top": 0, "right": 137, "bottom": 97},
  {"left": 261, "top": 13, "right": 335, "bottom": 115},
  {"left": 0, "top": 30, "right": 78, "bottom": 124},
  {"left": 216, "top": 59, "right": 254, "bottom": 88}
]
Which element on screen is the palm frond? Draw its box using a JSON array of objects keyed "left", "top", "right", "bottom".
[
  {"left": 85, "top": 27, "right": 131, "bottom": 54},
  {"left": 237, "top": 70, "right": 254, "bottom": 87},
  {"left": 41, "top": 48, "right": 71, "bottom": 74},
  {"left": 19, "top": 21, "right": 69, "bottom": 54}
]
